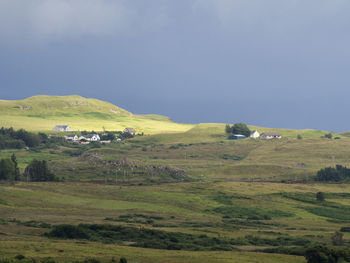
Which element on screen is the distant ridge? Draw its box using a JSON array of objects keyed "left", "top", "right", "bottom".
[
  {"left": 0, "top": 95, "right": 194, "bottom": 133},
  {"left": 0, "top": 95, "right": 131, "bottom": 116}
]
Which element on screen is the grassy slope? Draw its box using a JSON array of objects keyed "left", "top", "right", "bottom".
[
  {"left": 2, "top": 181, "right": 350, "bottom": 262},
  {"left": 0, "top": 95, "right": 193, "bottom": 133},
  {"left": 2, "top": 96, "right": 350, "bottom": 262}
]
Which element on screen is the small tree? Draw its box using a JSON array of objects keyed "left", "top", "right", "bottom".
[
  {"left": 297, "top": 134, "right": 303, "bottom": 140},
  {"left": 225, "top": 124, "right": 232, "bottom": 134},
  {"left": 0, "top": 158, "right": 15, "bottom": 180},
  {"left": 332, "top": 231, "right": 344, "bottom": 246},
  {"left": 316, "top": 192, "right": 325, "bottom": 202},
  {"left": 305, "top": 247, "right": 334, "bottom": 263},
  {"left": 119, "top": 257, "right": 127, "bottom": 263},
  {"left": 324, "top": 133, "right": 333, "bottom": 139},
  {"left": 11, "top": 153, "right": 20, "bottom": 181}
]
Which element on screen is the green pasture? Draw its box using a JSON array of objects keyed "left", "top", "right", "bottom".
[{"left": 1, "top": 181, "right": 350, "bottom": 262}]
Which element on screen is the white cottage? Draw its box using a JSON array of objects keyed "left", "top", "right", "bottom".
[
  {"left": 64, "top": 134, "right": 79, "bottom": 141},
  {"left": 250, "top": 130, "right": 260, "bottom": 139},
  {"left": 84, "top": 134, "right": 101, "bottom": 142}
]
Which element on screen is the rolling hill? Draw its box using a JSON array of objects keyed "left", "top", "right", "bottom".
[{"left": 0, "top": 95, "right": 194, "bottom": 133}]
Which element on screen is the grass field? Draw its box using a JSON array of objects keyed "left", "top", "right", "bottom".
[
  {"left": 0, "top": 95, "right": 194, "bottom": 133},
  {"left": 2, "top": 181, "right": 350, "bottom": 262},
  {"left": 2, "top": 96, "right": 350, "bottom": 262}
]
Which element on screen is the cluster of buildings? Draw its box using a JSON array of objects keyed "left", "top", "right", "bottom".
[
  {"left": 52, "top": 125, "right": 137, "bottom": 143},
  {"left": 64, "top": 134, "right": 101, "bottom": 143},
  {"left": 229, "top": 130, "right": 282, "bottom": 140}
]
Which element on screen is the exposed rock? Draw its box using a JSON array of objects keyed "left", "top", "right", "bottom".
[
  {"left": 70, "top": 101, "right": 88, "bottom": 106},
  {"left": 14, "top": 105, "right": 32, "bottom": 110},
  {"left": 110, "top": 109, "right": 120, "bottom": 114}
]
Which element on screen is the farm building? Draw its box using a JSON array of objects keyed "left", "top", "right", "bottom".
[
  {"left": 83, "top": 134, "right": 101, "bottom": 142},
  {"left": 124, "top": 128, "right": 136, "bottom": 135},
  {"left": 52, "top": 125, "right": 72, "bottom": 132},
  {"left": 228, "top": 134, "right": 246, "bottom": 140},
  {"left": 250, "top": 130, "right": 260, "bottom": 139},
  {"left": 64, "top": 134, "right": 79, "bottom": 141},
  {"left": 260, "top": 133, "right": 282, "bottom": 140}
]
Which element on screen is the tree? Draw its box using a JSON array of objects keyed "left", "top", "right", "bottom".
[
  {"left": 316, "top": 192, "right": 325, "bottom": 202},
  {"left": 305, "top": 247, "right": 335, "bottom": 263},
  {"left": 100, "top": 132, "right": 116, "bottom": 141},
  {"left": 225, "top": 124, "right": 232, "bottom": 134},
  {"left": 0, "top": 158, "right": 15, "bottom": 180},
  {"left": 24, "top": 159, "right": 55, "bottom": 182},
  {"left": 324, "top": 133, "right": 333, "bottom": 139},
  {"left": 332, "top": 231, "right": 344, "bottom": 246},
  {"left": 297, "top": 134, "right": 303, "bottom": 140},
  {"left": 11, "top": 153, "right": 20, "bottom": 181},
  {"left": 231, "top": 123, "right": 251, "bottom": 137},
  {"left": 119, "top": 257, "right": 127, "bottom": 263}
]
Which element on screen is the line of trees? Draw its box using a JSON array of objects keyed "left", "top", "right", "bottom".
[
  {"left": 315, "top": 165, "right": 350, "bottom": 182},
  {"left": 0, "top": 154, "right": 55, "bottom": 182},
  {"left": 0, "top": 127, "right": 48, "bottom": 149}
]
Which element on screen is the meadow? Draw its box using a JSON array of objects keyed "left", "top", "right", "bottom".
[
  {"left": 0, "top": 95, "right": 193, "bottom": 133},
  {"left": 1, "top": 96, "right": 350, "bottom": 262}
]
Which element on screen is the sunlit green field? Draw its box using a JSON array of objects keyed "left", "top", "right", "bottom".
[{"left": 0, "top": 95, "right": 194, "bottom": 133}]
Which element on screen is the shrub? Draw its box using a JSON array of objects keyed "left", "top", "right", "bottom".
[
  {"left": 331, "top": 231, "right": 344, "bottom": 246},
  {"left": 340, "top": 227, "right": 350, "bottom": 232},
  {"left": 316, "top": 192, "right": 325, "bottom": 202}
]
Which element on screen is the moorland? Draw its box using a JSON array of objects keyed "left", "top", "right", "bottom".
[{"left": 1, "top": 95, "right": 350, "bottom": 263}]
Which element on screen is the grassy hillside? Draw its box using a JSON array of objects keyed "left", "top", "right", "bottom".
[
  {"left": 0, "top": 95, "right": 194, "bottom": 133},
  {"left": 2, "top": 96, "right": 350, "bottom": 262}
]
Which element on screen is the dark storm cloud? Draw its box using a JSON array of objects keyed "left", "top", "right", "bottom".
[{"left": 1, "top": 0, "right": 350, "bottom": 131}]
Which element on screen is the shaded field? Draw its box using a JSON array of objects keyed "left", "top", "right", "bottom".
[{"left": 1, "top": 181, "right": 350, "bottom": 262}]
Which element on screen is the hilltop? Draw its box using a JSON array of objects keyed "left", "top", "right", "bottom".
[{"left": 0, "top": 95, "right": 194, "bottom": 133}]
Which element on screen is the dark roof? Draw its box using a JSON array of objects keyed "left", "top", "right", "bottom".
[
  {"left": 84, "top": 134, "right": 99, "bottom": 138},
  {"left": 261, "top": 132, "right": 281, "bottom": 136},
  {"left": 124, "top": 128, "right": 136, "bottom": 133},
  {"left": 54, "top": 125, "right": 70, "bottom": 128}
]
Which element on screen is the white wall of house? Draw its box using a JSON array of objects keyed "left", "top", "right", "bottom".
[{"left": 250, "top": 131, "right": 260, "bottom": 139}]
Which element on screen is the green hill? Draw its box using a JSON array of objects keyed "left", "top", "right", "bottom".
[{"left": 0, "top": 95, "right": 194, "bottom": 133}]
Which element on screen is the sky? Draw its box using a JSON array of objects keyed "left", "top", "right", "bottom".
[{"left": 1, "top": 0, "right": 350, "bottom": 131}]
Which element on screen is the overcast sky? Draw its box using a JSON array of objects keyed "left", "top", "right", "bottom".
[{"left": 1, "top": 0, "right": 350, "bottom": 131}]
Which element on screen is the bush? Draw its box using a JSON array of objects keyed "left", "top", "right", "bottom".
[
  {"left": 316, "top": 192, "right": 325, "bottom": 202},
  {"left": 340, "top": 227, "right": 350, "bottom": 232},
  {"left": 332, "top": 231, "right": 344, "bottom": 246}
]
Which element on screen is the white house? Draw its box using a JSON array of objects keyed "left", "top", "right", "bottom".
[
  {"left": 64, "top": 134, "right": 79, "bottom": 141},
  {"left": 250, "top": 130, "right": 260, "bottom": 139},
  {"left": 260, "top": 133, "right": 282, "bottom": 140},
  {"left": 52, "top": 125, "right": 72, "bottom": 132},
  {"left": 83, "top": 134, "right": 101, "bottom": 142}
]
